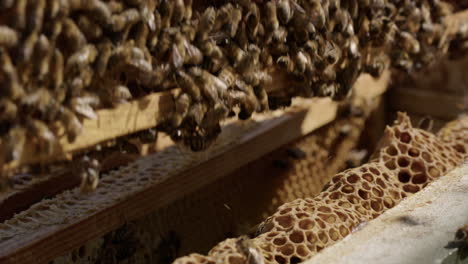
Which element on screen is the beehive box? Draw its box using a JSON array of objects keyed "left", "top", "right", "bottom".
[{"left": 0, "top": 1, "right": 467, "bottom": 264}]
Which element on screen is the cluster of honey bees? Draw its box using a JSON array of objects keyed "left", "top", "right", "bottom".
[{"left": 0, "top": 0, "right": 462, "bottom": 172}]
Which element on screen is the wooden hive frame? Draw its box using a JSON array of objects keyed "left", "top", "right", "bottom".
[{"left": 0, "top": 7, "right": 467, "bottom": 264}]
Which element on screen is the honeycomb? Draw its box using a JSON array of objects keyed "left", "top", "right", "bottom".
[
  {"left": 172, "top": 112, "right": 467, "bottom": 264},
  {"left": 437, "top": 114, "right": 468, "bottom": 158}
]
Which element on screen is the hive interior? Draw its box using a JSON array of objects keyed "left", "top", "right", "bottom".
[
  {"left": 172, "top": 113, "right": 468, "bottom": 264},
  {"left": 0, "top": 0, "right": 466, "bottom": 180}
]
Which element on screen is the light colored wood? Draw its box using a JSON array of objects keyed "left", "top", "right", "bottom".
[{"left": 0, "top": 72, "right": 388, "bottom": 264}]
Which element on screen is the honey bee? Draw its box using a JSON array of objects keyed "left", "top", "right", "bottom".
[
  {"left": 174, "top": 70, "right": 202, "bottom": 101},
  {"left": 0, "top": 48, "right": 24, "bottom": 100},
  {"left": 246, "top": 2, "right": 261, "bottom": 38},
  {"left": 183, "top": 39, "right": 203, "bottom": 65},
  {"left": 398, "top": 31, "right": 420, "bottom": 54},
  {"left": 277, "top": 0, "right": 292, "bottom": 25},
  {"left": 50, "top": 49, "right": 64, "bottom": 92},
  {"left": 109, "top": 84, "right": 133, "bottom": 106},
  {"left": 172, "top": 0, "right": 186, "bottom": 25},
  {"left": 332, "top": 8, "right": 350, "bottom": 34},
  {"left": 277, "top": 55, "right": 295, "bottom": 73},
  {"left": 69, "top": 0, "right": 111, "bottom": 24},
  {"left": 445, "top": 225, "right": 468, "bottom": 262},
  {"left": 231, "top": 80, "right": 258, "bottom": 120},
  {"left": 66, "top": 44, "right": 98, "bottom": 74},
  {"left": 77, "top": 15, "right": 103, "bottom": 41},
  {"left": 236, "top": 236, "right": 265, "bottom": 264},
  {"left": 58, "top": 106, "right": 83, "bottom": 142},
  {"left": 77, "top": 156, "right": 100, "bottom": 193},
  {"left": 62, "top": 18, "right": 87, "bottom": 52},
  {"left": 95, "top": 39, "right": 113, "bottom": 77},
  {"left": 0, "top": 26, "right": 18, "bottom": 48},
  {"left": 236, "top": 44, "right": 260, "bottom": 74},
  {"left": 346, "top": 36, "right": 360, "bottom": 59},
  {"left": 12, "top": 0, "right": 27, "bottom": 30},
  {"left": 227, "top": 6, "right": 243, "bottom": 38},
  {"left": 171, "top": 93, "right": 191, "bottom": 127},
  {"left": 34, "top": 34, "right": 52, "bottom": 80},
  {"left": 272, "top": 26, "right": 288, "bottom": 43},
  {"left": 260, "top": 47, "right": 273, "bottom": 66},
  {"left": 4, "top": 125, "right": 26, "bottom": 163},
  {"left": 25, "top": 118, "right": 56, "bottom": 155},
  {"left": 218, "top": 67, "right": 236, "bottom": 88},
  {"left": 197, "top": 7, "right": 216, "bottom": 42},
  {"left": 200, "top": 40, "right": 224, "bottom": 61},
  {"left": 111, "top": 8, "right": 141, "bottom": 32},
  {"left": 171, "top": 122, "right": 221, "bottom": 152},
  {"left": 189, "top": 67, "right": 227, "bottom": 104},
  {"left": 186, "top": 102, "right": 207, "bottom": 126},
  {"left": 253, "top": 86, "right": 269, "bottom": 112},
  {"left": 0, "top": 99, "right": 17, "bottom": 123},
  {"left": 225, "top": 41, "right": 245, "bottom": 66},
  {"left": 200, "top": 102, "right": 228, "bottom": 130},
  {"left": 107, "top": 0, "right": 125, "bottom": 14},
  {"left": 324, "top": 40, "right": 341, "bottom": 65},
  {"left": 159, "top": 0, "right": 174, "bottom": 29},
  {"left": 392, "top": 51, "right": 413, "bottom": 73},
  {"left": 265, "top": 1, "right": 279, "bottom": 41},
  {"left": 70, "top": 94, "right": 100, "bottom": 120},
  {"left": 19, "top": 31, "right": 38, "bottom": 64},
  {"left": 365, "top": 54, "right": 386, "bottom": 78},
  {"left": 27, "top": 0, "right": 46, "bottom": 32},
  {"left": 294, "top": 50, "right": 311, "bottom": 74}
]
